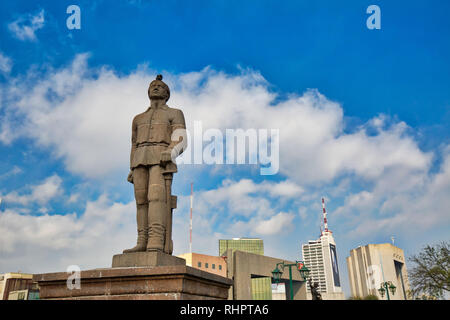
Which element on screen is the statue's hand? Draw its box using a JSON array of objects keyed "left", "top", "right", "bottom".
[
  {"left": 160, "top": 150, "right": 172, "bottom": 165},
  {"left": 127, "top": 170, "right": 134, "bottom": 184}
]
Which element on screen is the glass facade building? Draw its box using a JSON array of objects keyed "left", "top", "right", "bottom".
[
  {"left": 219, "top": 238, "right": 271, "bottom": 300},
  {"left": 219, "top": 238, "right": 264, "bottom": 256}
]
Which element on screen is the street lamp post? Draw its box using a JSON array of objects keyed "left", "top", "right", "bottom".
[
  {"left": 378, "top": 281, "right": 397, "bottom": 300},
  {"left": 271, "top": 261, "right": 310, "bottom": 300}
]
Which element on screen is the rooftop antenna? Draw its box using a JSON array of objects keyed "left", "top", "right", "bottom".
[
  {"left": 322, "top": 197, "right": 329, "bottom": 232},
  {"left": 318, "top": 203, "right": 324, "bottom": 237},
  {"left": 190, "top": 182, "right": 193, "bottom": 254}
]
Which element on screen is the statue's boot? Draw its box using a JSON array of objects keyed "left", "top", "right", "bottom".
[
  {"left": 147, "top": 201, "right": 166, "bottom": 252},
  {"left": 123, "top": 204, "right": 148, "bottom": 253}
]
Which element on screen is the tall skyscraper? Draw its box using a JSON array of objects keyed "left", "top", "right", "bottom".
[
  {"left": 218, "top": 238, "right": 271, "bottom": 300},
  {"left": 346, "top": 243, "right": 410, "bottom": 300},
  {"left": 301, "top": 198, "right": 345, "bottom": 300}
]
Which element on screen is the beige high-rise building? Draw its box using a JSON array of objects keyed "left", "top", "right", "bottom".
[{"left": 346, "top": 243, "right": 410, "bottom": 300}]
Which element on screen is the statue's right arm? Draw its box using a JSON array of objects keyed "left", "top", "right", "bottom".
[{"left": 168, "top": 109, "right": 187, "bottom": 158}]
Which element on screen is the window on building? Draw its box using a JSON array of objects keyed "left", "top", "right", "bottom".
[
  {"left": 219, "top": 265, "right": 222, "bottom": 270},
  {"left": 212, "top": 264, "right": 215, "bottom": 269},
  {"left": 205, "top": 263, "right": 209, "bottom": 268},
  {"left": 198, "top": 262, "right": 201, "bottom": 268}
]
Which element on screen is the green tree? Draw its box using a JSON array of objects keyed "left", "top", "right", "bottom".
[{"left": 408, "top": 241, "right": 449, "bottom": 300}]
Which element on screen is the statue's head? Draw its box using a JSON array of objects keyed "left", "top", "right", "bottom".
[{"left": 148, "top": 74, "right": 170, "bottom": 102}]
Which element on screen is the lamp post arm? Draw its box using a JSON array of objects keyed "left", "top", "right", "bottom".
[{"left": 288, "top": 265, "right": 294, "bottom": 300}]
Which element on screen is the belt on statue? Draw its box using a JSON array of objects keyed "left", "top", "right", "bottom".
[{"left": 137, "top": 142, "right": 169, "bottom": 147}]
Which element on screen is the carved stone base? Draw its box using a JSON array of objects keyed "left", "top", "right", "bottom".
[
  {"left": 33, "top": 266, "right": 232, "bottom": 300},
  {"left": 112, "top": 251, "right": 185, "bottom": 268}
]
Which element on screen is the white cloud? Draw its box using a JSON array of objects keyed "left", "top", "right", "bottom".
[
  {"left": 68, "top": 193, "right": 80, "bottom": 203},
  {"left": 298, "top": 206, "right": 308, "bottom": 220},
  {"left": 8, "top": 10, "right": 45, "bottom": 41},
  {"left": 342, "top": 190, "right": 376, "bottom": 212},
  {"left": 0, "top": 194, "right": 135, "bottom": 273},
  {"left": 169, "top": 178, "right": 304, "bottom": 255},
  {"left": 0, "top": 177, "right": 301, "bottom": 272},
  {"left": 0, "top": 166, "right": 22, "bottom": 180},
  {"left": 253, "top": 212, "right": 295, "bottom": 235},
  {"left": 0, "top": 52, "right": 12, "bottom": 74},
  {"left": 335, "top": 146, "right": 450, "bottom": 237},
  {"left": 1, "top": 54, "right": 150, "bottom": 176},
  {"left": 265, "top": 180, "right": 304, "bottom": 198},
  {"left": 189, "top": 178, "right": 302, "bottom": 220},
  {"left": 0, "top": 54, "right": 432, "bottom": 186},
  {"left": 2, "top": 174, "right": 62, "bottom": 206}
]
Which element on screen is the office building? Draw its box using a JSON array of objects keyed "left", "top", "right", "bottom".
[
  {"left": 301, "top": 198, "right": 345, "bottom": 300},
  {"left": 346, "top": 243, "right": 410, "bottom": 300},
  {"left": 219, "top": 238, "right": 271, "bottom": 300},
  {"left": 0, "top": 272, "right": 36, "bottom": 300},
  {"left": 219, "top": 238, "right": 264, "bottom": 256},
  {"left": 177, "top": 252, "right": 227, "bottom": 277}
]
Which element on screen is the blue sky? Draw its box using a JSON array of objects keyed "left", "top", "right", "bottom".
[{"left": 0, "top": 0, "right": 449, "bottom": 298}]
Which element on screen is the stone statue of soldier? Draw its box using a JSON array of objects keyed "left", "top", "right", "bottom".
[{"left": 124, "top": 75, "right": 186, "bottom": 255}]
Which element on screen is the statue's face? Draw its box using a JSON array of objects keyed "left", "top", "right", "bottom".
[{"left": 148, "top": 81, "right": 169, "bottom": 101}]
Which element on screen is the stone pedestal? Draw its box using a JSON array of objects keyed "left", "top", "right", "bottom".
[
  {"left": 33, "top": 265, "right": 233, "bottom": 300},
  {"left": 112, "top": 251, "right": 186, "bottom": 268}
]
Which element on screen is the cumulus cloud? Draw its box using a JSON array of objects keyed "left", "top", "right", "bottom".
[
  {"left": 0, "top": 166, "right": 22, "bottom": 180},
  {"left": 169, "top": 178, "right": 303, "bottom": 255},
  {"left": 345, "top": 147, "right": 450, "bottom": 236},
  {"left": 253, "top": 212, "right": 295, "bottom": 235},
  {"left": 0, "top": 54, "right": 150, "bottom": 176},
  {"left": 0, "top": 194, "right": 135, "bottom": 273},
  {"left": 189, "top": 178, "right": 301, "bottom": 219},
  {"left": 0, "top": 52, "right": 12, "bottom": 74},
  {"left": 0, "top": 54, "right": 432, "bottom": 185},
  {"left": 0, "top": 178, "right": 297, "bottom": 272},
  {"left": 8, "top": 9, "right": 45, "bottom": 41},
  {"left": 2, "top": 174, "right": 62, "bottom": 206}
]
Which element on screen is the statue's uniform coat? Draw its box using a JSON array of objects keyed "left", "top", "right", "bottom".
[{"left": 131, "top": 104, "right": 186, "bottom": 172}]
